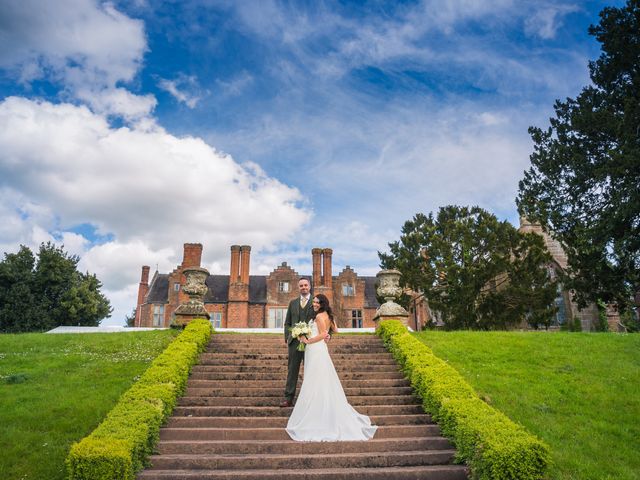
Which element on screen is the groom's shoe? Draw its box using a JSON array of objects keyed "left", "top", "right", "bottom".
[{"left": 279, "top": 399, "right": 293, "bottom": 408}]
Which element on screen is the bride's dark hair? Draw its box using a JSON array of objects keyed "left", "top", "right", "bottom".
[{"left": 313, "top": 293, "right": 337, "bottom": 333}]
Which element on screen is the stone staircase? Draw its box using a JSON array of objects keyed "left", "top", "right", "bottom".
[{"left": 138, "top": 334, "right": 468, "bottom": 479}]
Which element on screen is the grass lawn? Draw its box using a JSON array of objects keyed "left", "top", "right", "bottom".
[
  {"left": 0, "top": 330, "right": 178, "bottom": 480},
  {"left": 414, "top": 330, "right": 640, "bottom": 480}
]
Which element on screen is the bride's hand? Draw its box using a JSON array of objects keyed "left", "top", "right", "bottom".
[{"left": 299, "top": 336, "right": 309, "bottom": 344}]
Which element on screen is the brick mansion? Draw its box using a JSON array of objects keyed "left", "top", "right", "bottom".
[
  {"left": 134, "top": 244, "right": 382, "bottom": 329},
  {"left": 135, "top": 216, "right": 609, "bottom": 331}
]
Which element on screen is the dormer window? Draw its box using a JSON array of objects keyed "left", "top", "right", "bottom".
[
  {"left": 278, "top": 281, "right": 290, "bottom": 293},
  {"left": 342, "top": 283, "right": 354, "bottom": 296}
]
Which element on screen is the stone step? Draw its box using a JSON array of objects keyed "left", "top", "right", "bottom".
[
  {"left": 192, "top": 364, "right": 401, "bottom": 373},
  {"left": 184, "top": 386, "right": 414, "bottom": 397},
  {"left": 199, "top": 353, "right": 395, "bottom": 361},
  {"left": 172, "top": 404, "right": 425, "bottom": 417},
  {"left": 187, "top": 372, "right": 407, "bottom": 382},
  {"left": 166, "top": 414, "right": 432, "bottom": 428},
  {"left": 156, "top": 437, "right": 454, "bottom": 455},
  {"left": 205, "top": 345, "right": 388, "bottom": 355},
  {"left": 178, "top": 395, "right": 419, "bottom": 407},
  {"left": 138, "top": 465, "right": 469, "bottom": 480},
  {"left": 209, "top": 335, "right": 380, "bottom": 342},
  {"left": 195, "top": 359, "right": 397, "bottom": 367},
  {"left": 186, "top": 378, "right": 410, "bottom": 388},
  {"left": 198, "top": 358, "right": 396, "bottom": 365},
  {"left": 147, "top": 450, "right": 458, "bottom": 471},
  {"left": 160, "top": 425, "right": 439, "bottom": 441}
]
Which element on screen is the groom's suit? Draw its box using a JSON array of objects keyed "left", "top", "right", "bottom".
[{"left": 283, "top": 296, "right": 314, "bottom": 402}]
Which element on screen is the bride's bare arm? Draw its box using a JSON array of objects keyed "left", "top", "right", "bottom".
[{"left": 303, "top": 314, "right": 330, "bottom": 344}]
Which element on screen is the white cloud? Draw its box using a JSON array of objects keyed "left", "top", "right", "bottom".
[
  {"left": 158, "top": 75, "right": 203, "bottom": 108},
  {"left": 76, "top": 87, "right": 157, "bottom": 121},
  {"left": 524, "top": 4, "right": 580, "bottom": 40},
  {"left": 215, "top": 72, "right": 254, "bottom": 97},
  {"left": 0, "top": 0, "right": 151, "bottom": 119},
  {"left": 0, "top": 96, "right": 310, "bottom": 325}
]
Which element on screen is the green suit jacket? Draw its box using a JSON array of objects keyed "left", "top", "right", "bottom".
[{"left": 284, "top": 296, "right": 314, "bottom": 344}]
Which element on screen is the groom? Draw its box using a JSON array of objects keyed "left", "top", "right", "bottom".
[{"left": 280, "top": 277, "right": 313, "bottom": 408}]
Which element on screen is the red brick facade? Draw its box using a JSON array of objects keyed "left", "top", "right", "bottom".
[{"left": 136, "top": 244, "right": 381, "bottom": 329}]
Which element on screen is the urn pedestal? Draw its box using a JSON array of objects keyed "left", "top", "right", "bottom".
[
  {"left": 373, "top": 269, "right": 410, "bottom": 328},
  {"left": 173, "top": 267, "right": 210, "bottom": 327}
]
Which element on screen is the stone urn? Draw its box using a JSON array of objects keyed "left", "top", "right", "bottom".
[
  {"left": 373, "top": 269, "right": 409, "bottom": 326},
  {"left": 173, "top": 266, "right": 210, "bottom": 327}
]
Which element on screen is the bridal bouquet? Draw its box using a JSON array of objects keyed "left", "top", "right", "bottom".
[{"left": 290, "top": 321, "right": 311, "bottom": 351}]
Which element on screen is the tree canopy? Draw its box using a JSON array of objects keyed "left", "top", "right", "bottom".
[
  {"left": 0, "top": 243, "right": 112, "bottom": 332},
  {"left": 379, "top": 206, "right": 558, "bottom": 330},
  {"left": 517, "top": 0, "right": 640, "bottom": 312}
]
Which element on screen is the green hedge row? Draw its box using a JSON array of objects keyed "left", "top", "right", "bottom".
[
  {"left": 66, "top": 319, "right": 212, "bottom": 480},
  {"left": 377, "top": 320, "right": 550, "bottom": 480}
]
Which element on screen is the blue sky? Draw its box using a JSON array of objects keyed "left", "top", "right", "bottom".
[{"left": 0, "top": 0, "right": 621, "bottom": 325}]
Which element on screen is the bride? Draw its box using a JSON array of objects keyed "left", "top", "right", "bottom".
[{"left": 285, "top": 293, "right": 377, "bottom": 441}]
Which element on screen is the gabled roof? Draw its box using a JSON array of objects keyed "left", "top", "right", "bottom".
[
  {"left": 146, "top": 273, "right": 169, "bottom": 303},
  {"left": 204, "top": 275, "right": 229, "bottom": 303},
  {"left": 363, "top": 276, "right": 380, "bottom": 308},
  {"left": 248, "top": 275, "right": 267, "bottom": 304}
]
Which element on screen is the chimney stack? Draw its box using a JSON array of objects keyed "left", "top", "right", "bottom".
[
  {"left": 230, "top": 245, "right": 241, "bottom": 283},
  {"left": 135, "top": 265, "right": 151, "bottom": 327},
  {"left": 312, "top": 248, "right": 322, "bottom": 288},
  {"left": 240, "top": 245, "right": 251, "bottom": 284},
  {"left": 182, "top": 243, "right": 203, "bottom": 269},
  {"left": 322, "top": 248, "right": 333, "bottom": 289}
]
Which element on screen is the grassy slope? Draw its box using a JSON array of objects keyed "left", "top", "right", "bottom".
[
  {"left": 414, "top": 331, "right": 640, "bottom": 480},
  {"left": 0, "top": 330, "right": 178, "bottom": 480}
]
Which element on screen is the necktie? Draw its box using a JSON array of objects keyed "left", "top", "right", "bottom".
[{"left": 301, "top": 297, "right": 308, "bottom": 308}]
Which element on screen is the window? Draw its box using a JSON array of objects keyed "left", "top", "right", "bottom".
[
  {"left": 268, "top": 308, "right": 288, "bottom": 328},
  {"left": 553, "top": 285, "right": 567, "bottom": 326},
  {"left": 351, "top": 309, "right": 363, "bottom": 328},
  {"left": 342, "top": 283, "right": 355, "bottom": 296},
  {"left": 174, "top": 283, "right": 180, "bottom": 292},
  {"left": 152, "top": 304, "right": 164, "bottom": 327},
  {"left": 278, "top": 281, "right": 290, "bottom": 293},
  {"left": 210, "top": 312, "right": 222, "bottom": 329}
]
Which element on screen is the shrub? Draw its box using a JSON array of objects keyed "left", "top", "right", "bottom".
[
  {"left": 66, "top": 319, "right": 211, "bottom": 480},
  {"left": 376, "top": 319, "right": 550, "bottom": 480}
]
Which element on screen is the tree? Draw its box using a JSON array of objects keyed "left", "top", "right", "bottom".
[
  {"left": 125, "top": 308, "right": 137, "bottom": 327},
  {"left": 0, "top": 246, "right": 40, "bottom": 332},
  {"left": 517, "top": 0, "right": 640, "bottom": 313},
  {"left": 379, "top": 206, "right": 558, "bottom": 330},
  {"left": 0, "top": 243, "right": 112, "bottom": 332}
]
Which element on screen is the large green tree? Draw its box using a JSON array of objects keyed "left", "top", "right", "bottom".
[
  {"left": 0, "top": 243, "right": 112, "bottom": 332},
  {"left": 379, "top": 206, "right": 558, "bottom": 330},
  {"left": 517, "top": 0, "right": 640, "bottom": 313}
]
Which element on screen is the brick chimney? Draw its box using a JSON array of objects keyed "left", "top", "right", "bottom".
[
  {"left": 230, "top": 245, "right": 241, "bottom": 283},
  {"left": 312, "top": 248, "right": 322, "bottom": 289},
  {"left": 322, "top": 248, "right": 333, "bottom": 289},
  {"left": 228, "top": 245, "right": 251, "bottom": 327},
  {"left": 181, "top": 243, "right": 203, "bottom": 269},
  {"left": 240, "top": 245, "right": 251, "bottom": 284},
  {"left": 135, "top": 266, "right": 150, "bottom": 327}
]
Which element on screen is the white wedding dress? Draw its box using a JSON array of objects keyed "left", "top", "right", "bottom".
[{"left": 286, "top": 320, "right": 378, "bottom": 441}]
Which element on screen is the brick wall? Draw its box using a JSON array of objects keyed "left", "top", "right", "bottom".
[
  {"left": 333, "top": 266, "right": 366, "bottom": 328},
  {"left": 266, "top": 262, "right": 301, "bottom": 305},
  {"left": 248, "top": 304, "right": 265, "bottom": 328},
  {"left": 227, "top": 302, "right": 249, "bottom": 328}
]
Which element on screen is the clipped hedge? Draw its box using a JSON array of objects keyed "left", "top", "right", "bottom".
[
  {"left": 377, "top": 320, "right": 550, "bottom": 480},
  {"left": 67, "top": 319, "right": 212, "bottom": 480}
]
